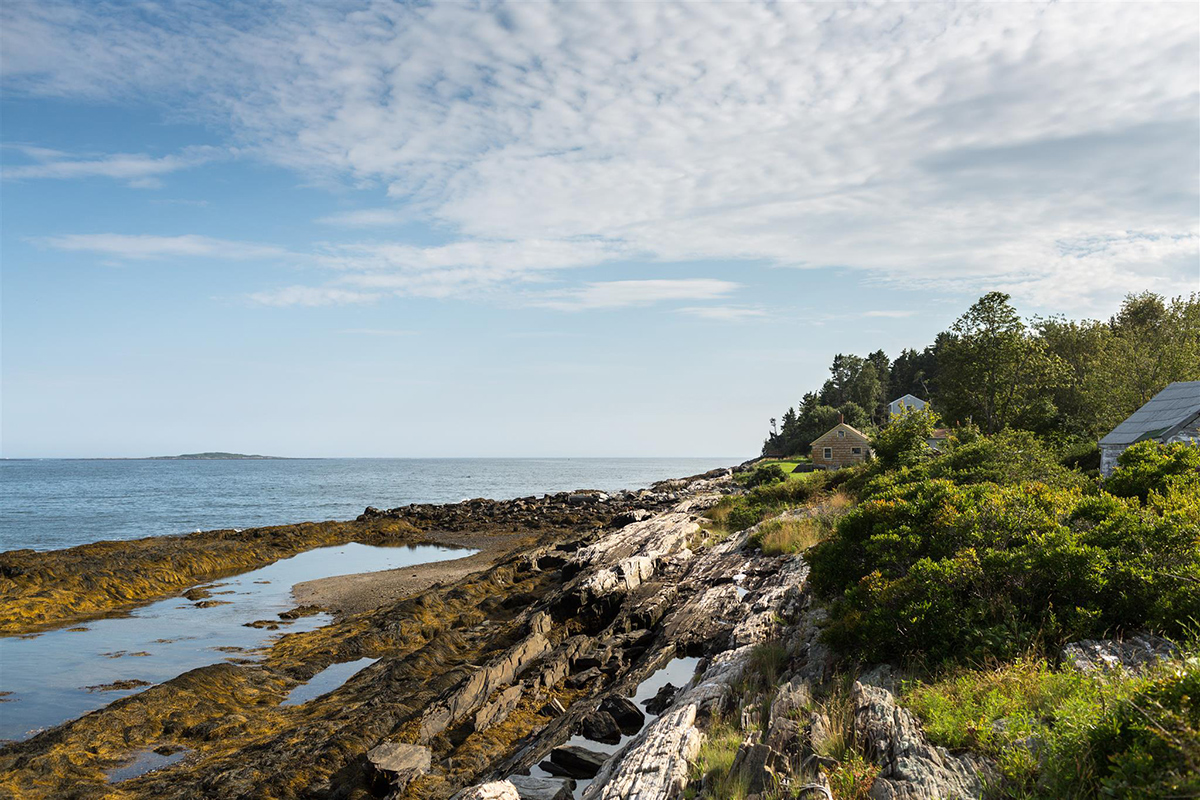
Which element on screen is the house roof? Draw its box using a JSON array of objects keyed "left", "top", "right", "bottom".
[
  {"left": 812, "top": 422, "right": 872, "bottom": 445},
  {"left": 1099, "top": 381, "right": 1200, "bottom": 446},
  {"left": 888, "top": 394, "right": 926, "bottom": 407}
]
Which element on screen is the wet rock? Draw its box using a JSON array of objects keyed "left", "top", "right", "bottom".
[
  {"left": 643, "top": 682, "right": 677, "bottom": 715},
  {"left": 83, "top": 679, "right": 152, "bottom": 692},
  {"left": 278, "top": 605, "right": 322, "bottom": 620},
  {"left": 193, "top": 600, "right": 232, "bottom": 608},
  {"left": 548, "top": 745, "right": 608, "bottom": 778},
  {"left": 853, "top": 678, "right": 995, "bottom": 799},
  {"left": 507, "top": 774, "right": 575, "bottom": 800},
  {"left": 182, "top": 588, "right": 213, "bottom": 601},
  {"left": 475, "top": 685, "right": 525, "bottom": 732},
  {"left": 610, "top": 509, "right": 654, "bottom": 528},
  {"left": 583, "top": 703, "right": 702, "bottom": 800},
  {"left": 1061, "top": 633, "right": 1177, "bottom": 675},
  {"left": 578, "top": 710, "right": 622, "bottom": 744},
  {"left": 540, "top": 698, "right": 567, "bottom": 717},
  {"left": 599, "top": 696, "right": 645, "bottom": 735},
  {"left": 565, "top": 667, "right": 603, "bottom": 689},
  {"left": 366, "top": 741, "right": 431, "bottom": 793},
  {"left": 451, "top": 781, "right": 521, "bottom": 800}
]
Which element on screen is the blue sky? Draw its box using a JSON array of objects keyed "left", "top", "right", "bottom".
[{"left": 2, "top": 1, "right": 1198, "bottom": 458}]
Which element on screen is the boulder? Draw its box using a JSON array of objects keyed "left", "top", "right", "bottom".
[
  {"left": 451, "top": 781, "right": 521, "bottom": 800},
  {"left": 366, "top": 741, "right": 431, "bottom": 793},
  {"left": 643, "top": 682, "right": 677, "bottom": 715},
  {"left": 583, "top": 703, "right": 702, "bottom": 800},
  {"left": 507, "top": 774, "right": 575, "bottom": 800},
  {"left": 548, "top": 745, "right": 608, "bottom": 778},
  {"left": 853, "top": 679, "right": 995, "bottom": 799},
  {"left": 1061, "top": 634, "right": 1177, "bottom": 675},
  {"left": 579, "top": 710, "right": 622, "bottom": 744},
  {"left": 599, "top": 696, "right": 645, "bottom": 735}
]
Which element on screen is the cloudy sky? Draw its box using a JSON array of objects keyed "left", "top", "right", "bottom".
[{"left": 2, "top": 1, "right": 1198, "bottom": 458}]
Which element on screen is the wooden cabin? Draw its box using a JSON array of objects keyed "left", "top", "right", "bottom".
[{"left": 810, "top": 422, "right": 873, "bottom": 469}]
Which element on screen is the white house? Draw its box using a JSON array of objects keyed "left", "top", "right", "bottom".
[
  {"left": 888, "top": 394, "right": 928, "bottom": 417},
  {"left": 1099, "top": 381, "right": 1200, "bottom": 477}
]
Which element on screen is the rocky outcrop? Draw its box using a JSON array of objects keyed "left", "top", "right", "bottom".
[
  {"left": 853, "top": 677, "right": 996, "bottom": 800},
  {"left": 507, "top": 774, "right": 575, "bottom": 800},
  {"left": 1061, "top": 633, "right": 1177, "bottom": 675},
  {"left": 451, "top": 781, "right": 521, "bottom": 800},
  {"left": 366, "top": 742, "right": 432, "bottom": 793}
]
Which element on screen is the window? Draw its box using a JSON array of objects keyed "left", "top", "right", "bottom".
[
  {"left": 823, "top": 447, "right": 832, "bottom": 460},
  {"left": 852, "top": 447, "right": 862, "bottom": 455},
  {"left": 837, "top": 430, "right": 845, "bottom": 438}
]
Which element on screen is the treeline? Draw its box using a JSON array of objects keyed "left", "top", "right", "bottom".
[{"left": 763, "top": 291, "right": 1200, "bottom": 457}]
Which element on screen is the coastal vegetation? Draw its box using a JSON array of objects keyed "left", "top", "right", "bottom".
[{"left": 761, "top": 291, "right": 1200, "bottom": 458}]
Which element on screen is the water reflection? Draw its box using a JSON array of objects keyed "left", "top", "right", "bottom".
[{"left": 0, "top": 543, "right": 473, "bottom": 741}]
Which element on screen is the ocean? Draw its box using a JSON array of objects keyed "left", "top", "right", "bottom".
[{"left": 0, "top": 457, "right": 739, "bottom": 552}]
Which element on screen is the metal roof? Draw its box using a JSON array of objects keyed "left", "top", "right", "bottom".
[{"left": 1099, "top": 381, "right": 1200, "bottom": 446}]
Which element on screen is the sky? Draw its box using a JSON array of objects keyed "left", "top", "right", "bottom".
[{"left": 2, "top": 1, "right": 1198, "bottom": 459}]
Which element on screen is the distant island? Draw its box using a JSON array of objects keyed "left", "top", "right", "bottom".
[{"left": 146, "top": 452, "right": 286, "bottom": 460}]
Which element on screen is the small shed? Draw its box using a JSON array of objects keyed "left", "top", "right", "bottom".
[
  {"left": 888, "top": 394, "right": 928, "bottom": 417},
  {"left": 1099, "top": 381, "right": 1200, "bottom": 477},
  {"left": 811, "top": 423, "right": 873, "bottom": 469}
]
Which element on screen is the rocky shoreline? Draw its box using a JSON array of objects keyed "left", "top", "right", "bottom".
[{"left": 0, "top": 465, "right": 1177, "bottom": 799}]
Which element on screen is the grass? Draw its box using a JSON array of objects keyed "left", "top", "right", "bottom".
[
  {"left": 901, "top": 650, "right": 1200, "bottom": 797},
  {"left": 748, "top": 490, "right": 853, "bottom": 556},
  {"left": 687, "top": 719, "right": 751, "bottom": 799}
]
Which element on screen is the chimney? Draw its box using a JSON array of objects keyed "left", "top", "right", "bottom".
[{"left": 839, "top": 412, "right": 844, "bottom": 424}]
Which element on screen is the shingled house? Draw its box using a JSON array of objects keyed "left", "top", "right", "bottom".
[
  {"left": 1099, "top": 381, "right": 1200, "bottom": 477},
  {"left": 811, "top": 422, "right": 873, "bottom": 469},
  {"left": 887, "top": 394, "right": 927, "bottom": 417}
]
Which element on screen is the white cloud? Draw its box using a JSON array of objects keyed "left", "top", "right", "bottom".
[
  {"left": 536, "top": 279, "right": 739, "bottom": 310},
  {"left": 36, "top": 233, "right": 286, "bottom": 261},
  {"left": 863, "top": 310, "right": 918, "bottom": 319},
  {"left": 248, "top": 286, "right": 377, "bottom": 307},
  {"left": 4, "top": 2, "right": 1197, "bottom": 312},
  {"left": 677, "top": 306, "right": 767, "bottom": 321},
  {"left": 317, "top": 208, "right": 413, "bottom": 227},
  {"left": 4, "top": 145, "right": 220, "bottom": 186}
]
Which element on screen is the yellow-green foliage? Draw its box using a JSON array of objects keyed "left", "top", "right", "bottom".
[
  {"left": 749, "top": 491, "right": 851, "bottom": 556},
  {"left": 0, "top": 516, "right": 420, "bottom": 634},
  {"left": 689, "top": 720, "right": 749, "bottom": 799},
  {"left": 903, "top": 652, "right": 1200, "bottom": 797},
  {"left": 826, "top": 752, "right": 881, "bottom": 800},
  {"left": 810, "top": 458, "right": 1200, "bottom": 663}
]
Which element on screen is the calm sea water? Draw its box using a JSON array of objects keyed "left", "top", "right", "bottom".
[{"left": 0, "top": 458, "right": 737, "bottom": 552}]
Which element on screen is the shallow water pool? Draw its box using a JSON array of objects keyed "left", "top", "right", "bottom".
[{"left": 0, "top": 542, "right": 474, "bottom": 741}]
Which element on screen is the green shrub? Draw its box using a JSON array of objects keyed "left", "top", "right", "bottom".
[
  {"left": 809, "top": 478, "right": 1200, "bottom": 663},
  {"left": 872, "top": 407, "right": 942, "bottom": 469},
  {"left": 1106, "top": 440, "right": 1200, "bottom": 501},
  {"left": 903, "top": 652, "right": 1200, "bottom": 797},
  {"left": 746, "top": 464, "right": 787, "bottom": 488},
  {"left": 720, "top": 471, "right": 835, "bottom": 532}
]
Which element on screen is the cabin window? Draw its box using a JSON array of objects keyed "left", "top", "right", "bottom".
[
  {"left": 852, "top": 447, "right": 862, "bottom": 455},
  {"left": 837, "top": 430, "right": 845, "bottom": 438},
  {"left": 823, "top": 447, "right": 832, "bottom": 460}
]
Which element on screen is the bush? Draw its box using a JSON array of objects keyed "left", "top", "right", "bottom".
[
  {"left": 904, "top": 653, "right": 1200, "bottom": 797},
  {"left": 719, "top": 471, "right": 835, "bottom": 532},
  {"left": 745, "top": 463, "right": 787, "bottom": 488},
  {"left": 1106, "top": 440, "right": 1200, "bottom": 501},
  {"left": 871, "top": 407, "right": 942, "bottom": 469},
  {"left": 809, "top": 478, "right": 1200, "bottom": 663}
]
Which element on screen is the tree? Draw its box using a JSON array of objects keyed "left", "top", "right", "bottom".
[{"left": 937, "top": 292, "right": 1064, "bottom": 433}]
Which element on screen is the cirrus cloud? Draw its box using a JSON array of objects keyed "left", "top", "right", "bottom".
[{"left": 4, "top": 1, "right": 1197, "bottom": 313}]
